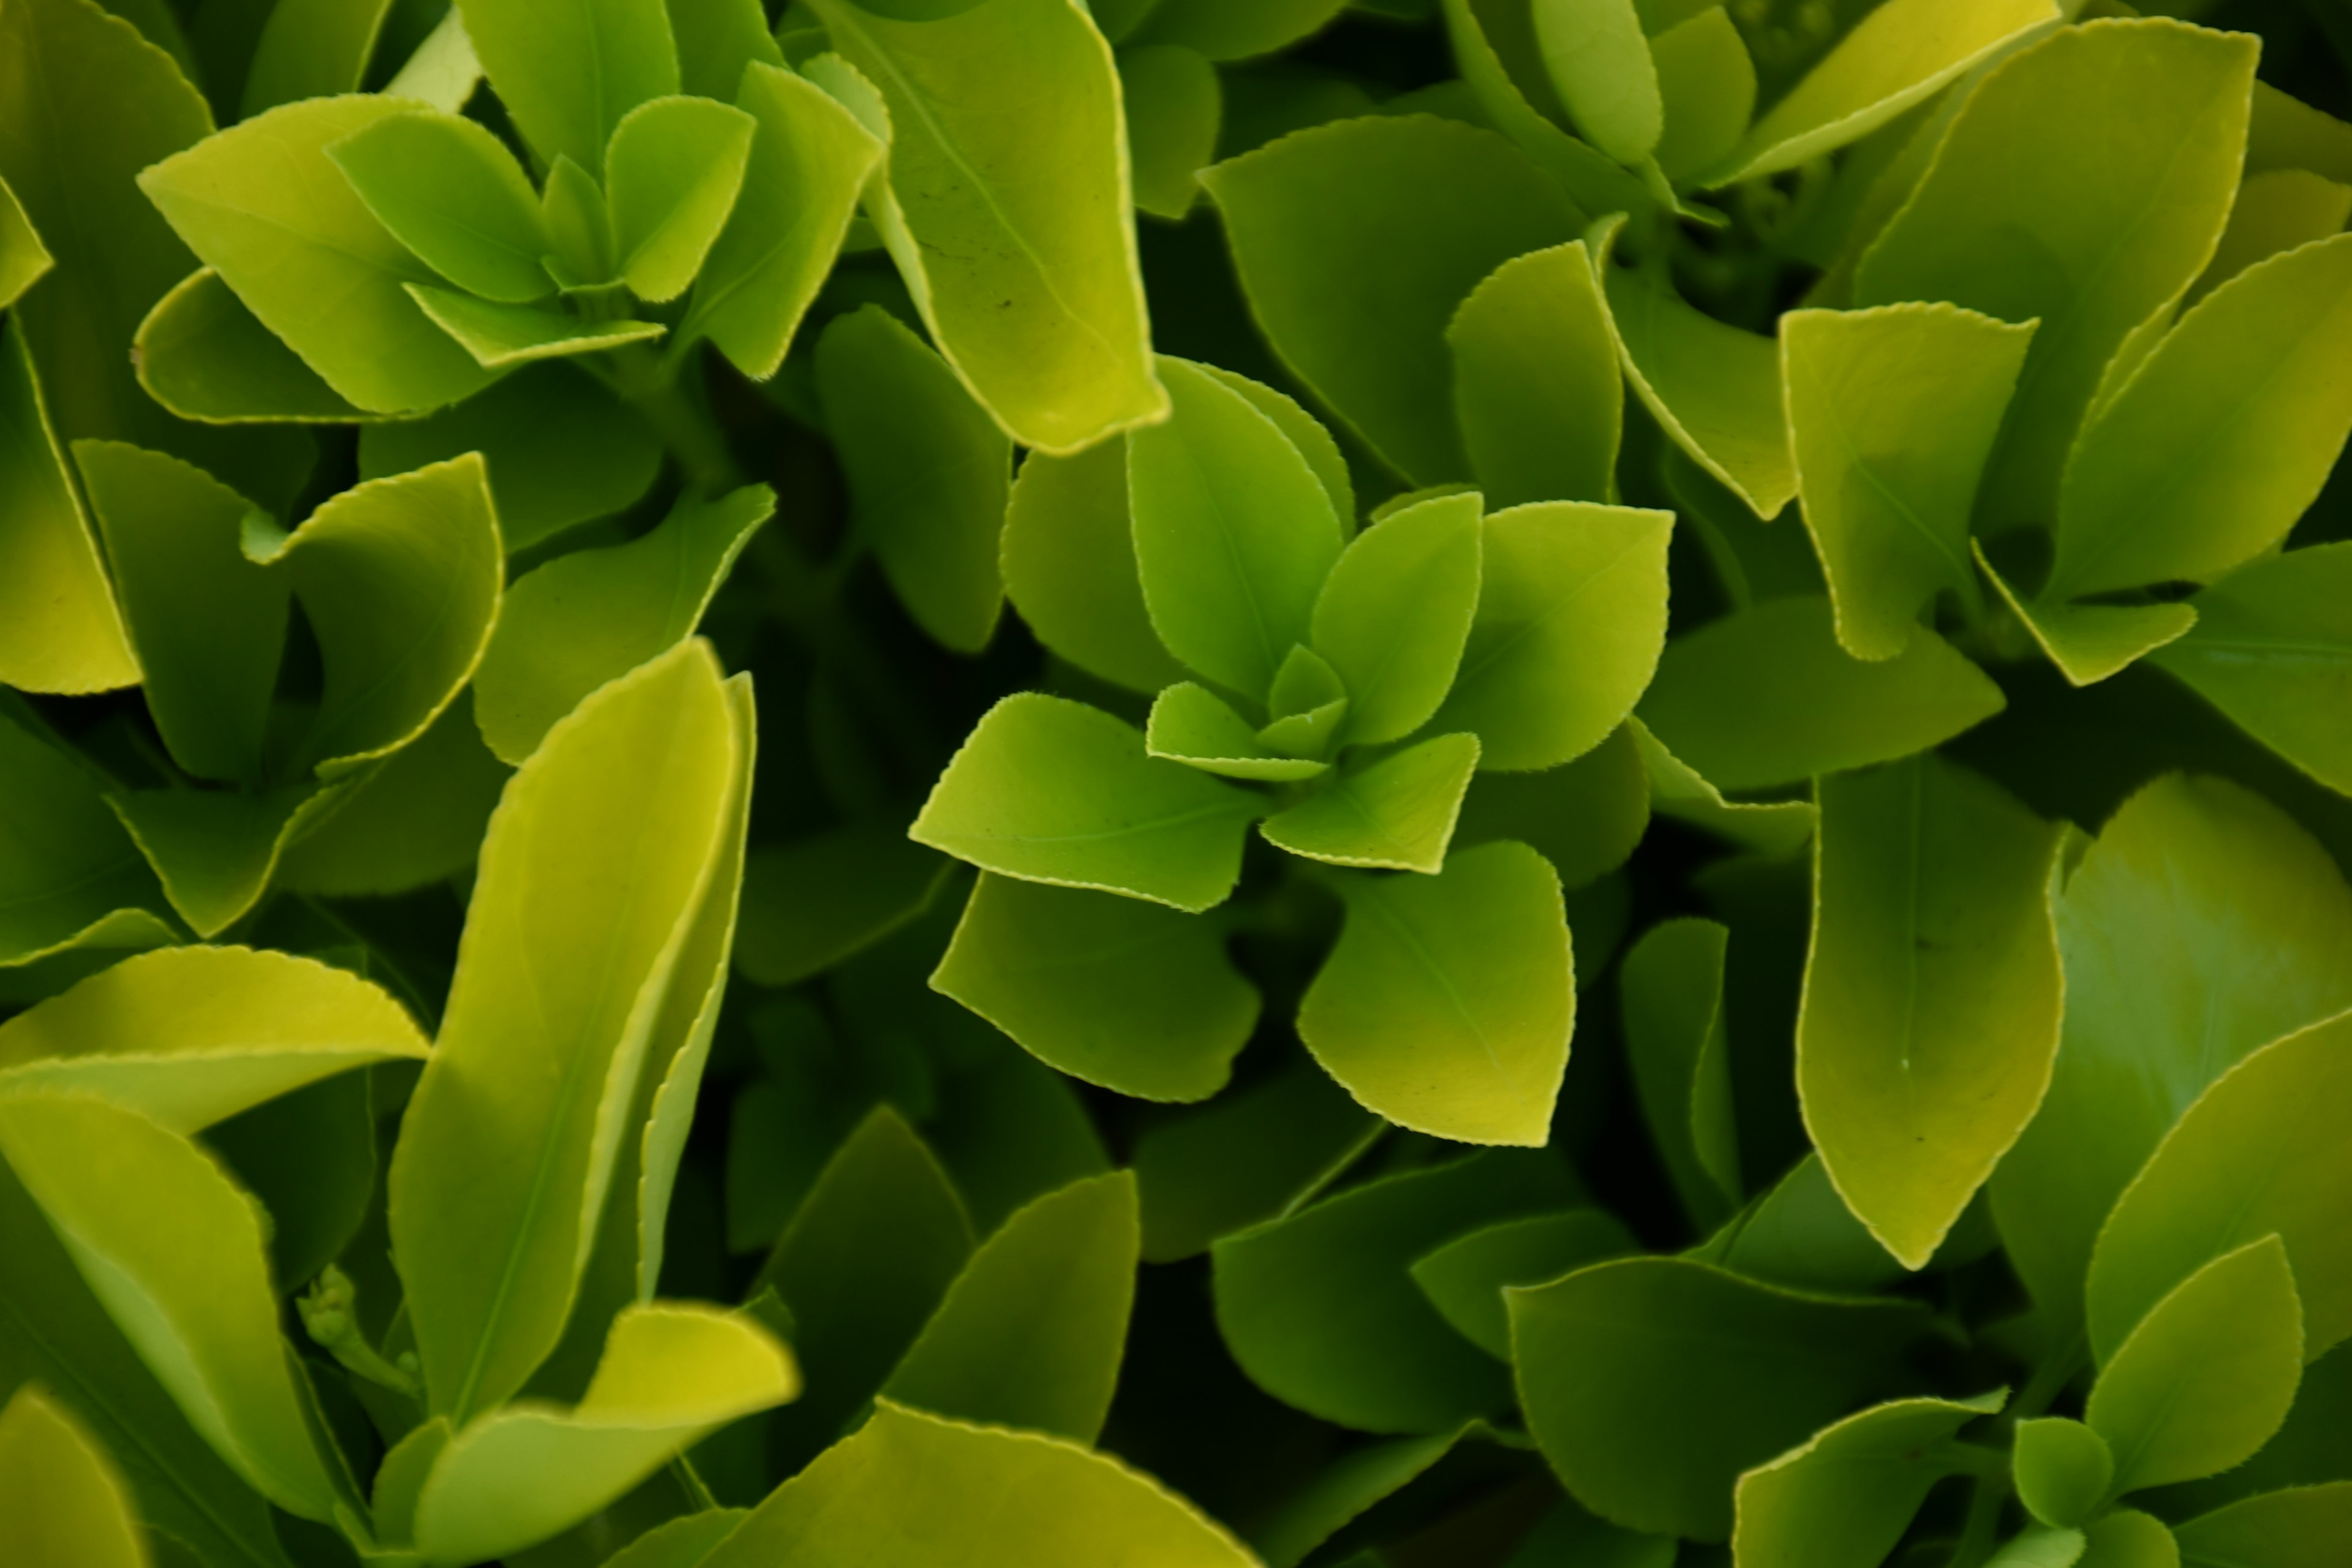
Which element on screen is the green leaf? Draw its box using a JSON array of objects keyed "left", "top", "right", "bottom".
[
  {"left": 2016, "top": 1418, "right": 2115, "bottom": 1529},
  {"left": 133, "top": 269, "right": 374, "bottom": 425},
  {"left": 1129, "top": 356, "right": 1344, "bottom": 700},
  {"left": 1132, "top": 1062, "right": 1379, "bottom": 1264},
  {"left": 1511, "top": 1255, "right": 1926, "bottom": 1542},
  {"left": 1976, "top": 544, "right": 2197, "bottom": 688},
  {"left": 754, "top": 1106, "right": 974, "bottom": 1468},
  {"left": 473, "top": 484, "right": 772, "bottom": 764},
  {"left": 1263, "top": 733, "right": 1482, "bottom": 873},
  {"left": 1703, "top": 0, "right": 2057, "bottom": 184},
  {"left": 1532, "top": 0, "right": 1662, "bottom": 166},
  {"left": 206, "top": 1072, "right": 375, "bottom": 1292},
  {"left": 1453, "top": 722, "right": 1650, "bottom": 889},
  {"left": 326, "top": 108, "right": 554, "bottom": 305},
  {"left": 1993, "top": 775, "right": 2352, "bottom": 1339},
  {"left": 2085, "top": 1509, "right": 2176, "bottom": 1564},
  {"left": 0, "top": 709, "right": 172, "bottom": 970},
  {"left": 668, "top": 0, "right": 782, "bottom": 99},
  {"left": 0, "top": 175, "right": 52, "bottom": 311},
  {"left": 1148, "top": 683, "right": 1329, "bottom": 782},
  {"left": 107, "top": 782, "right": 353, "bottom": 939},
  {"left": 1436, "top": 0, "right": 1651, "bottom": 221},
  {"left": 1429, "top": 500, "right": 1673, "bottom": 773},
  {"left": 1128, "top": 0, "right": 1346, "bottom": 60},
  {"left": 930, "top": 873, "right": 1258, "bottom": 1102},
  {"left": 1781, "top": 303, "right": 2031, "bottom": 659},
  {"left": 0, "top": 321, "right": 137, "bottom": 695},
  {"left": 1214, "top": 1151, "right": 1577, "bottom": 1432},
  {"left": 138, "top": 97, "right": 497, "bottom": 416},
  {"left": 0, "top": 946, "right": 423, "bottom": 1133},
  {"left": 1121, "top": 44, "right": 1219, "bottom": 221},
  {"left": 245, "top": 454, "right": 503, "bottom": 777},
  {"left": 911, "top": 694, "right": 1260, "bottom": 913},
  {"left": 2148, "top": 545, "right": 2352, "bottom": 793},
  {"left": 1799, "top": 755, "right": 2065, "bottom": 1268},
  {"left": 1310, "top": 490, "right": 1483, "bottom": 747},
  {"left": 2176, "top": 1484, "right": 2352, "bottom": 1568},
  {"left": 2049, "top": 234, "right": 2352, "bottom": 600},
  {"left": 601, "top": 1509, "right": 751, "bottom": 1568},
  {"left": 1852, "top": 20, "right": 2256, "bottom": 527},
  {"left": 411, "top": 1304, "right": 791, "bottom": 1565},
  {"left": 1299, "top": 841, "right": 1572, "bottom": 1146},
  {"left": 1637, "top": 597, "right": 2004, "bottom": 793},
  {"left": 1649, "top": 6, "right": 1754, "bottom": 184},
  {"left": 276, "top": 700, "right": 511, "bottom": 898},
  {"left": 1409, "top": 1210, "right": 1634, "bottom": 1359},
  {"left": 404, "top": 287, "right": 666, "bottom": 369},
  {"left": 0, "top": 1385, "right": 145, "bottom": 1568},
  {"left": 2087, "top": 1236, "right": 2304, "bottom": 1495},
  {"left": 2190, "top": 170, "right": 2352, "bottom": 307},
  {"left": 1619, "top": 916, "right": 1741, "bottom": 1228},
  {"left": 699, "top": 1400, "right": 1256, "bottom": 1568},
  {"left": 1196, "top": 362, "right": 1356, "bottom": 529},
  {"left": 1626, "top": 716, "right": 1817, "bottom": 855},
  {"left": 1201, "top": 114, "right": 1585, "bottom": 484},
  {"left": 1711, "top": 1152, "right": 1913, "bottom": 1296},
  {"left": 1002, "top": 440, "right": 1187, "bottom": 695},
  {"left": 1263, "top": 644, "right": 1351, "bottom": 758},
  {"left": 358, "top": 361, "right": 661, "bottom": 554},
  {"left": 389, "top": 641, "right": 742, "bottom": 1425},
  {"left": 1730, "top": 1392, "right": 2007, "bottom": 1568},
  {"left": 238, "top": 0, "right": 396, "bottom": 115},
  {"left": 456, "top": 0, "right": 677, "bottom": 172},
  {"left": 798, "top": 0, "right": 1167, "bottom": 453},
  {"left": 1253, "top": 1427, "right": 1469, "bottom": 1568},
  {"left": 1989, "top": 1526, "right": 2089, "bottom": 1568},
  {"left": 0, "top": 1091, "right": 344, "bottom": 1520},
  {"left": 1447, "top": 241, "right": 1621, "bottom": 510},
  {"left": 734, "top": 825, "right": 951, "bottom": 989},
  {"left": 607, "top": 96, "right": 756, "bottom": 304},
  {"left": 2088, "top": 1011, "right": 2352, "bottom": 1367},
  {"left": 541, "top": 154, "right": 617, "bottom": 287},
  {"left": 816, "top": 307, "right": 1009, "bottom": 654},
  {"left": 883, "top": 1171, "right": 1138, "bottom": 1442},
  {"left": 72, "top": 442, "right": 283, "bottom": 785}
]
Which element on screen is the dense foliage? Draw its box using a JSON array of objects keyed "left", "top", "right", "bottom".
[{"left": 4, "top": 0, "right": 2352, "bottom": 1565}]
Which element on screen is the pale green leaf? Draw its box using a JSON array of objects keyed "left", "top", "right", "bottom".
[
  {"left": 1990, "top": 1526, "right": 2088, "bottom": 1568},
  {"left": 1002, "top": 440, "right": 1187, "bottom": 695},
  {"left": 133, "top": 269, "right": 374, "bottom": 425},
  {"left": 1730, "top": 1392, "right": 2007, "bottom": 1568},
  {"left": 1437, "top": 0, "right": 1652, "bottom": 221},
  {"left": 1131, "top": 1062, "right": 1379, "bottom": 1264},
  {"left": 1310, "top": 490, "right": 1483, "bottom": 747},
  {"left": 2015, "top": 1418, "right": 2115, "bottom": 1529},
  {"left": 456, "top": 0, "right": 677, "bottom": 172},
  {"left": 1409, "top": 1210, "right": 1634, "bottom": 1359},
  {"left": 0, "top": 1385, "right": 148, "bottom": 1568},
  {"left": 1781, "top": 302, "right": 2032, "bottom": 658},
  {"left": 1447, "top": 241, "right": 1621, "bottom": 509},
  {"left": 107, "top": 782, "right": 352, "bottom": 939},
  {"left": 382, "top": 4, "right": 484, "bottom": 111},
  {"left": 1195, "top": 362, "right": 1355, "bottom": 529},
  {"left": 1650, "top": 7, "right": 1754, "bottom": 184},
  {"left": 1453, "top": 722, "right": 1651, "bottom": 889},
  {"left": 1147, "top": 683, "right": 1330, "bottom": 782},
  {"left": 0, "top": 175, "right": 52, "bottom": 311},
  {"left": 326, "top": 108, "right": 552, "bottom": 304},
  {"left": 2189, "top": 170, "right": 2352, "bottom": 307},
  {"left": 1202, "top": 113, "right": 1585, "bottom": 484},
  {"left": 1264, "top": 733, "right": 1482, "bottom": 873},
  {"left": 1637, "top": 596, "right": 2004, "bottom": 793},
  {"left": 1299, "top": 840, "right": 1572, "bottom": 1145},
  {"left": 1976, "top": 543, "right": 2196, "bottom": 688},
  {"left": 1128, "top": 0, "right": 1346, "bottom": 60},
  {"left": 0, "top": 708, "right": 172, "bottom": 970},
  {"left": 1253, "top": 1428, "right": 1468, "bottom": 1568},
  {"left": 607, "top": 96, "right": 756, "bottom": 304},
  {"left": 734, "top": 825, "right": 950, "bottom": 989},
  {"left": 1620, "top": 916, "right": 1740, "bottom": 1228},
  {"left": 405, "top": 286, "right": 666, "bottom": 369},
  {"left": 2149, "top": 545, "right": 2352, "bottom": 793},
  {"left": 930, "top": 873, "right": 1257, "bottom": 1102},
  {"left": 473, "top": 484, "right": 772, "bottom": 764},
  {"left": 1121, "top": 45, "right": 1219, "bottom": 221},
  {"left": 1532, "top": 0, "right": 1661, "bottom": 166},
  {"left": 2176, "top": 1483, "right": 2352, "bottom": 1568}
]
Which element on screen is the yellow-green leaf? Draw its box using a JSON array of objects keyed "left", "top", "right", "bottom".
[
  {"left": 1001, "top": 440, "right": 1187, "bottom": 695},
  {"left": 1264, "top": 733, "right": 1483, "bottom": 874},
  {"left": 454, "top": 0, "right": 679, "bottom": 173},
  {"left": 1731, "top": 1392, "right": 2008, "bottom": 1568},
  {"left": 2148, "top": 545, "right": 2352, "bottom": 793},
  {"left": 0, "top": 1385, "right": 148, "bottom": 1568},
  {"left": 1447, "top": 241, "right": 1621, "bottom": 510},
  {"left": 133, "top": 269, "right": 375, "bottom": 426}
]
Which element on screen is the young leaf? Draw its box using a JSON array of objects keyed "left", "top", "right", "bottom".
[
  {"left": 2087, "top": 1237, "right": 2304, "bottom": 1496},
  {"left": 411, "top": 1304, "right": 792, "bottom": 1564},
  {"left": 138, "top": 97, "right": 497, "bottom": 415},
  {"left": 817, "top": 307, "right": 1009, "bottom": 654},
  {"left": 2174, "top": 1484, "right": 2352, "bottom": 1568},
  {"left": 134, "top": 269, "right": 374, "bottom": 424},
  {"left": 1703, "top": 0, "right": 2057, "bottom": 184},
  {"left": 0, "top": 322, "right": 137, "bottom": 695},
  {"left": 326, "top": 109, "right": 554, "bottom": 304},
  {"left": 1003, "top": 441, "right": 1188, "bottom": 695},
  {"left": 1132, "top": 1063, "right": 1379, "bottom": 1264},
  {"left": 699, "top": 1401, "right": 1256, "bottom": 1568},
  {"left": 1298, "top": 840, "right": 1572, "bottom": 1145},
  {"left": 1853, "top": 20, "right": 2256, "bottom": 527},
  {"left": 1731, "top": 1392, "right": 2008, "bottom": 1568},
  {"left": 1121, "top": 45, "right": 1219, "bottom": 221},
  {"left": 798, "top": 0, "right": 1167, "bottom": 453},
  {"left": 1129, "top": 357, "right": 1344, "bottom": 701},
  {"left": 1781, "top": 303, "right": 2032, "bottom": 658},
  {"left": 1453, "top": 722, "right": 1651, "bottom": 889},
  {"left": 2015, "top": 1418, "right": 2115, "bottom": 1530},
  {"left": 1798, "top": 756, "right": 2065, "bottom": 1269},
  {"left": 1310, "top": 490, "right": 1483, "bottom": 747},
  {"left": 1649, "top": 6, "right": 1754, "bottom": 184},
  {"left": 1975, "top": 545, "right": 2197, "bottom": 688},
  {"left": 1214, "top": 1152, "right": 1577, "bottom": 1433},
  {"left": 930, "top": 873, "right": 1259, "bottom": 1102},
  {"left": 911, "top": 695, "right": 1259, "bottom": 913},
  {"left": 0, "top": 709, "right": 173, "bottom": 968},
  {"left": 1532, "top": 0, "right": 1661, "bottom": 167},
  {"left": 1263, "top": 732, "right": 1482, "bottom": 873},
  {"left": 1252, "top": 1429, "right": 1469, "bottom": 1568},
  {"left": 0, "top": 1385, "right": 146, "bottom": 1568},
  {"left": 390, "top": 641, "right": 741, "bottom": 1425},
  {"left": 0, "top": 1091, "right": 345, "bottom": 1521},
  {"left": 1429, "top": 500, "right": 1673, "bottom": 772},
  {"left": 1409, "top": 1210, "right": 1635, "bottom": 1359},
  {"left": 0, "top": 946, "right": 424, "bottom": 1132},
  {"left": 1148, "top": 682, "right": 1330, "bottom": 782},
  {"left": 1620, "top": 916, "right": 1741, "bottom": 1228},
  {"left": 1447, "top": 241, "right": 1622, "bottom": 510},
  {"left": 606, "top": 97, "right": 756, "bottom": 304},
  {"left": 1637, "top": 597, "right": 2004, "bottom": 793},
  {"left": 72, "top": 442, "right": 284, "bottom": 785},
  {"left": 473, "top": 484, "right": 773, "bottom": 764},
  {"left": 454, "top": 0, "right": 679, "bottom": 173},
  {"left": 2049, "top": 234, "right": 2352, "bottom": 599},
  {"left": 2149, "top": 545, "right": 2352, "bottom": 793},
  {"left": 1512, "top": 1256, "right": 1927, "bottom": 1542},
  {"left": 107, "top": 782, "right": 352, "bottom": 940},
  {"left": 1201, "top": 115, "right": 1585, "bottom": 484},
  {"left": 404, "top": 287, "right": 666, "bottom": 368},
  {"left": 244, "top": 454, "right": 503, "bottom": 777},
  {"left": 541, "top": 154, "right": 616, "bottom": 286},
  {"left": 1993, "top": 775, "right": 2352, "bottom": 1339},
  {"left": 884, "top": 1172, "right": 1139, "bottom": 1442}
]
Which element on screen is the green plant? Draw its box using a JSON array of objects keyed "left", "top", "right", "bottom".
[{"left": 4, "top": 0, "right": 2352, "bottom": 1565}]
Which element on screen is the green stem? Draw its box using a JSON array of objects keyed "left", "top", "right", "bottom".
[
  {"left": 1946, "top": 1333, "right": 2087, "bottom": 1568},
  {"left": 603, "top": 343, "right": 744, "bottom": 497}
]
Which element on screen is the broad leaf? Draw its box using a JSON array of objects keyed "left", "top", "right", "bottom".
[
  {"left": 1409, "top": 1210, "right": 1634, "bottom": 1359},
  {"left": 0, "top": 1385, "right": 146, "bottom": 1568},
  {"left": 1196, "top": 362, "right": 1357, "bottom": 527},
  {"left": 2190, "top": 169, "right": 2352, "bottom": 305},
  {"left": 607, "top": 96, "right": 756, "bottom": 304},
  {"left": 1148, "top": 683, "right": 1330, "bottom": 782},
  {"left": 1438, "top": 0, "right": 1651, "bottom": 220},
  {"left": 1620, "top": 916, "right": 1741, "bottom": 1228},
  {"left": 326, "top": 108, "right": 553, "bottom": 304},
  {"left": 1310, "top": 491, "right": 1483, "bottom": 747},
  {"left": 134, "top": 268, "right": 374, "bottom": 425},
  {"left": 2176, "top": 1484, "right": 2352, "bottom": 1568},
  {"left": 1002, "top": 440, "right": 1186, "bottom": 695},
  {"left": 1131, "top": 1063, "right": 1379, "bottom": 1264},
  {"left": 1447, "top": 241, "right": 1621, "bottom": 509},
  {"left": 1730, "top": 1392, "right": 2007, "bottom": 1568},
  {"left": 667, "top": 0, "right": 781, "bottom": 99},
  {"left": 1650, "top": 7, "right": 1754, "bottom": 183},
  {"left": 455, "top": 0, "right": 678, "bottom": 172},
  {"left": 1121, "top": 45, "right": 1219, "bottom": 221},
  {"left": 1264, "top": 733, "right": 1482, "bottom": 873},
  {"left": 1977, "top": 545, "right": 2197, "bottom": 688},
  {"left": 404, "top": 287, "right": 666, "bottom": 368},
  {"left": 0, "top": 323, "right": 137, "bottom": 695},
  {"left": 239, "top": 0, "right": 397, "bottom": 116},
  {"left": 2015, "top": 1418, "right": 2115, "bottom": 1529},
  {"left": 2149, "top": 545, "right": 2352, "bottom": 793},
  {"left": 1532, "top": 0, "right": 1661, "bottom": 166}
]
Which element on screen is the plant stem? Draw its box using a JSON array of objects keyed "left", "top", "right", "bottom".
[
  {"left": 604, "top": 343, "right": 745, "bottom": 497},
  {"left": 1946, "top": 1332, "right": 2088, "bottom": 1567}
]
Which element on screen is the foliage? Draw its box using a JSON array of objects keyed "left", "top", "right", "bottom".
[{"left": 3, "top": 0, "right": 2352, "bottom": 1566}]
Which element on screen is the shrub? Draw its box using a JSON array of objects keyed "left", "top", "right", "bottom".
[{"left": 2, "top": 0, "right": 2351, "bottom": 1565}]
